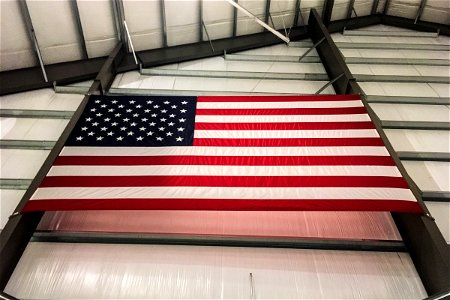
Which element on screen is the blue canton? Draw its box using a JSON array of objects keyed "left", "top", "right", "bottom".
[{"left": 66, "top": 95, "right": 197, "bottom": 146}]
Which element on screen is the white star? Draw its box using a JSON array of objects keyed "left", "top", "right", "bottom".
[
  {"left": 90, "top": 108, "right": 96, "bottom": 112},
  {"left": 136, "top": 105, "right": 142, "bottom": 108},
  {"left": 129, "top": 100, "right": 136, "bottom": 104},
  {"left": 156, "top": 137, "right": 163, "bottom": 141},
  {"left": 133, "top": 113, "right": 139, "bottom": 117},
  {"left": 104, "top": 118, "right": 111, "bottom": 122},
  {"left": 169, "top": 114, "right": 175, "bottom": 118},
  {"left": 177, "top": 127, "right": 185, "bottom": 132},
  {"left": 115, "top": 113, "right": 121, "bottom": 117},
  {"left": 88, "top": 132, "right": 94, "bottom": 136},
  {"left": 86, "top": 117, "right": 92, "bottom": 122},
  {"left": 81, "top": 126, "right": 88, "bottom": 131},
  {"left": 127, "top": 131, "right": 134, "bottom": 136},
  {"left": 136, "top": 136, "right": 144, "bottom": 141},
  {"left": 147, "top": 131, "right": 154, "bottom": 136},
  {"left": 96, "top": 136, "right": 104, "bottom": 141},
  {"left": 166, "top": 132, "right": 173, "bottom": 136},
  {"left": 158, "top": 127, "right": 165, "bottom": 131},
  {"left": 130, "top": 122, "right": 137, "bottom": 127},
  {"left": 96, "top": 113, "right": 103, "bottom": 117},
  {"left": 126, "top": 109, "right": 133, "bottom": 113},
  {"left": 123, "top": 118, "right": 130, "bottom": 122},
  {"left": 95, "top": 100, "right": 101, "bottom": 103},
  {"left": 139, "top": 127, "right": 146, "bottom": 131},
  {"left": 112, "top": 100, "right": 118, "bottom": 104},
  {"left": 92, "top": 122, "right": 99, "bottom": 126},
  {"left": 116, "top": 136, "right": 124, "bottom": 141},
  {"left": 120, "top": 127, "right": 127, "bottom": 131},
  {"left": 176, "top": 137, "right": 184, "bottom": 142},
  {"left": 144, "top": 109, "right": 151, "bottom": 113},
  {"left": 180, "top": 109, "right": 187, "bottom": 113},
  {"left": 151, "top": 113, "right": 157, "bottom": 117},
  {"left": 146, "top": 100, "right": 153, "bottom": 104},
  {"left": 108, "top": 109, "right": 114, "bottom": 112},
  {"left": 101, "top": 104, "right": 107, "bottom": 108},
  {"left": 100, "top": 127, "right": 107, "bottom": 131},
  {"left": 181, "top": 101, "right": 188, "bottom": 105},
  {"left": 179, "top": 118, "right": 186, "bottom": 123},
  {"left": 149, "top": 122, "right": 156, "bottom": 126},
  {"left": 141, "top": 118, "right": 148, "bottom": 122},
  {"left": 111, "top": 122, "right": 118, "bottom": 126},
  {"left": 107, "top": 131, "right": 114, "bottom": 136},
  {"left": 76, "top": 136, "right": 83, "bottom": 141},
  {"left": 168, "top": 122, "right": 175, "bottom": 126},
  {"left": 118, "top": 105, "right": 124, "bottom": 108},
  {"left": 153, "top": 105, "right": 160, "bottom": 109},
  {"left": 164, "top": 101, "right": 170, "bottom": 104},
  {"left": 161, "top": 109, "right": 167, "bottom": 113},
  {"left": 160, "top": 118, "right": 167, "bottom": 122},
  {"left": 171, "top": 105, "right": 177, "bottom": 109}
]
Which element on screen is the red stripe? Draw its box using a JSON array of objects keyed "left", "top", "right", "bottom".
[
  {"left": 196, "top": 107, "right": 367, "bottom": 115},
  {"left": 21, "top": 199, "right": 422, "bottom": 213},
  {"left": 193, "top": 137, "right": 385, "bottom": 147},
  {"left": 40, "top": 175, "right": 409, "bottom": 188},
  {"left": 195, "top": 121, "right": 375, "bottom": 130},
  {"left": 54, "top": 155, "right": 395, "bottom": 166},
  {"left": 197, "top": 95, "right": 361, "bottom": 102}
]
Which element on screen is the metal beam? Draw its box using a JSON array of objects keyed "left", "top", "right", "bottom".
[
  {"left": 225, "top": 53, "right": 321, "bottom": 63},
  {"left": 111, "top": 0, "right": 128, "bottom": 51},
  {"left": 141, "top": 68, "right": 328, "bottom": 80},
  {"left": 322, "top": 0, "right": 334, "bottom": 26},
  {"left": 342, "top": 29, "right": 438, "bottom": 37},
  {"left": 232, "top": 0, "right": 238, "bottom": 36},
  {"left": 0, "top": 109, "right": 74, "bottom": 119},
  {"left": 414, "top": 0, "right": 427, "bottom": 24},
  {"left": 355, "top": 74, "right": 450, "bottom": 84},
  {"left": 70, "top": 0, "right": 88, "bottom": 59},
  {"left": 0, "top": 43, "right": 126, "bottom": 290},
  {"left": 264, "top": 0, "right": 271, "bottom": 27},
  {"left": 0, "top": 179, "right": 32, "bottom": 190},
  {"left": 397, "top": 151, "right": 450, "bottom": 162},
  {"left": 159, "top": 0, "right": 168, "bottom": 47},
  {"left": 0, "top": 140, "right": 56, "bottom": 150},
  {"left": 31, "top": 232, "right": 407, "bottom": 253},
  {"left": 422, "top": 191, "right": 450, "bottom": 203},
  {"left": 381, "top": 14, "right": 450, "bottom": 36},
  {"left": 293, "top": 0, "right": 300, "bottom": 27},
  {"left": 290, "top": 41, "right": 450, "bottom": 51},
  {"left": 383, "top": 0, "right": 390, "bottom": 15},
  {"left": 366, "top": 95, "right": 450, "bottom": 105},
  {"left": 199, "top": 0, "right": 203, "bottom": 42},
  {"left": 346, "top": 0, "right": 355, "bottom": 19},
  {"left": 381, "top": 121, "right": 450, "bottom": 131},
  {"left": 371, "top": 0, "right": 380, "bottom": 15},
  {"left": 17, "top": 0, "right": 48, "bottom": 82},
  {"left": 109, "top": 87, "right": 294, "bottom": 96}
]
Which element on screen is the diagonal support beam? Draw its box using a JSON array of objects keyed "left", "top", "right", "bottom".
[
  {"left": 414, "top": 0, "right": 427, "bottom": 24},
  {"left": 70, "top": 0, "right": 88, "bottom": 59},
  {"left": 0, "top": 43, "right": 126, "bottom": 290},
  {"left": 224, "top": 0, "right": 289, "bottom": 43},
  {"left": 371, "top": 0, "right": 380, "bottom": 15}
]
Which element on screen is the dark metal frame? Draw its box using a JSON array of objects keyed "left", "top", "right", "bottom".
[
  {"left": 308, "top": 9, "right": 450, "bottom": 295},
  {"left": 70, "top": 0, "right": 88, "bottom": 60},
  {"left": 1, "top": 4, "right": 450, "bottom": 295}
]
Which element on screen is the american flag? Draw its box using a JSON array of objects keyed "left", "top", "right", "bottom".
[{"left": 22, "top": 95, "right": 422, "bottom": 213}]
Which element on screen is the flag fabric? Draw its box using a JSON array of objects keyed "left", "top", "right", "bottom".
[{"left": 22, "top": 95, "right": 422, "bottom": 213}]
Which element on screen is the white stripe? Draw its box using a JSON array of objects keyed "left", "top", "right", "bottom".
[
  {"left": 60, "top": 146, "right": 390, "bottom": 157},
  {"left": 47, "top": 165, "right": 402, "bottom": 177},
  {"left": 194, "top": 114, "right": 371, "bottom": 123},
  {"left": 194, "top": 129, "right": 379, "bottom": 139},
  {"left": 31, "top": 187, "right": 416, "bottom": 201},
  {"left": 197, "top": 100, "right": 363, "bottom": 109}
]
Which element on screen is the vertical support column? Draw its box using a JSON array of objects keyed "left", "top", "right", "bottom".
[
  {"left": 322, "top": 0, "right": 334, "bottom": 26},
  {"left": 383, "top": 0, "right": 391, "bottom": 15},
  {"left": 264, "top": 0, "right": 271, "bottom": 29},
  {"left": 17, "top": 0, "right": 48, "bottom": 82},
  {"left": 111, "top": 0, "right": 129, "bottom": 52},
  {"left": 371, "top": 0, "right": 380, "bottom": 15},
  {"left": 199, "top": 0, "right": 203, "bottom": 42},
  {"left": 293, "top": 0, "right": 301, "bottom": 27},
  {"left": 159, "top": 0, "right": 168, "bottom": 47},
  {"left": 232, "top": 0, "right": 238, "bottom": 36},
  {"left": 70, "top": 0, "right": 89, "bottom": 59},
  {"left": 415, "top": 0, "right": 427, "bottom": 24}
]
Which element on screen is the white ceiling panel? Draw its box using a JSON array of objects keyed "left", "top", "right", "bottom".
[
  {"left": 387, "top": 0, "right": 422, "bottom": 19},
  {"left": 421, "top": 0, "right": 450, "bottom": 25},
  {"left": 269, "top": 0, "right": 296, "bottom": 31},
  {"left": 203, "top": 0, "right": 233, "bottom": 40},
  {"left": 76, "top": 0, "right": 118, "bottom": 58},
  {"left": 122, "top": 0, "right": 163, "bottom": 51},
  {"left": 0, "top": 0, "right": 36, "bottom": 71},
  {"left": 165, "top": 0, "right": 200, "bottom": 46},
  {"left": 26, "top": 0, "right": 83, "bottom": 64},
  {"left": 331, "top": 0, "right": 351, "bottom": 21},
  {"left": 353, "top": 0, "right": 372, "bottom": 17},
  {"left": 236, "top": 0, "right": 266, "bottom": 36}
]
